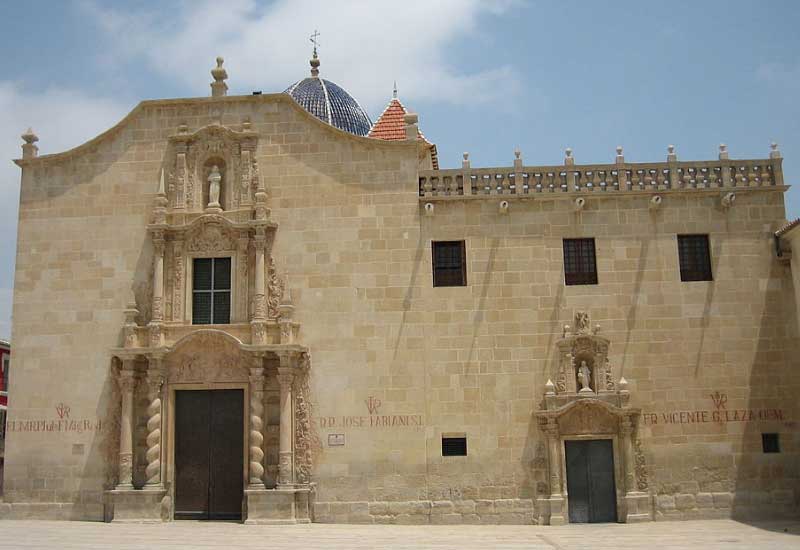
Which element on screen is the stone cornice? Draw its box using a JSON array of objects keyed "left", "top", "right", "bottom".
[{"left": 14, "top": 93, "right": 417, "bottom": 168}]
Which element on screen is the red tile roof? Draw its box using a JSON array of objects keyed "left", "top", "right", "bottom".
[{"left": 369, "top": 98, "right": 439, "bottom": 169}]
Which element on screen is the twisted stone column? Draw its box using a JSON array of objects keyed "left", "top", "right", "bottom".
[
  {"left": 144, "top": 358, "right": 164, "bottom": 489},
  {"left": 248, "top": 363, "right": 266, "bottom": 488},
  {"left": 277, "top": 361, "right": 294, "bottom": 488},
  {"left": 116, "top": 361, "right": 137, "bottom": 489}
]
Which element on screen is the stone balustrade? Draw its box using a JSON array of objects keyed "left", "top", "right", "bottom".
[{"left": 419, "top": 146, "right": 784, "bottom": 199}]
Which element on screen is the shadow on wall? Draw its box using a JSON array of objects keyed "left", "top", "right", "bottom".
[{"left": 731, "top": 258, "right": 800, "bottom": 524}]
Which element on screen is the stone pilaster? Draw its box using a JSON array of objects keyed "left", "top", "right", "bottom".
[
  {"left": 171, "top": 237, "right": 184, "bottom": 322},
  {"left": 149, "top": 231, "right": 165, "bottom": 348},
  {"left": 276, "top": 357, "right": 295, "bottom": 488},
  {"left": 251, "top": 228, "right": 267, "bottom": 344},
  {"left": 144, "top": 357, "right": 165, "bottom": 489},
  {"left": 116, "top": 361, "right": 137, "bottom": 489},
  {"left": 621, "top": 416, "right": 636, "bottom": 493},
  {"left": 248, "top": 362, "right": 266, "bottom": 488},
  {"left": 544, "top": 418, "right": 566, "bottom": 525}
]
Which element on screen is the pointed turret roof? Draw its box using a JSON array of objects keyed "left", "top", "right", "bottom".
[{"left": 368, "top": 93, "right": 439, "bottom": 169}]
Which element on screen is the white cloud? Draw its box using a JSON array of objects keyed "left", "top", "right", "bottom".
[
  {"left": 0, "top": 82, "right": 131, "bottom": 340},
  {"left": 80, "top": 0, "right": 520, "bottom": 112}
]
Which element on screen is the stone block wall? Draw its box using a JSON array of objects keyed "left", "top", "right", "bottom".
[{"left": 3, "top": 91, "right": 799, "bottom": 523}]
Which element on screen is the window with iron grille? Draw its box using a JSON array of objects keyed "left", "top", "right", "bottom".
[
  {"left": 432, "top": 241, "right": 467, "bottom": 287},
  {"left": 677, "top": 235, "right": 712, "bottom": 281},
  {"left": 192, "top": 257, "right": 231, "bottom": 324},
  {"left": 762, "top": 433, "right": 780, "bottom": 453},
  {"left": 563, "top": 238, "right": 598, "bottom": 285},
  {"left": 442, "top": 436, "right": 467, "bottom": 456}
]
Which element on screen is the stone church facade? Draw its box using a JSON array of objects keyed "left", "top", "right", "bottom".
[{"left": 1, "top": 55, "right": 798, "bottom": 524}]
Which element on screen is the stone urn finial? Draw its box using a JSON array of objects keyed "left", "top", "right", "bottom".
[
  {"left": 210, "top": 56, "right": 228, "bottom": 97},
  {"left": 21, "top": 127, "right": 39, "bottom": 159}
]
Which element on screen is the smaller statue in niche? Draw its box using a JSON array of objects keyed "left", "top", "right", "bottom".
[
  {"left": 208, "top": 165, "right": 222, "bottom": 209},
  {"left": 577, "top": 360, "right": 593, "bottom": 393}
]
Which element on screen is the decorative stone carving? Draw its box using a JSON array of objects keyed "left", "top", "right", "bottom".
[
  {"left": 186, "top": 219, "right": 236, "bottom": 253},
  {"left": 170, "top": 355, "right": 247, "bottom": 383},
  {"left": 267, "top": 257, "right": 284, "bottom": 319},
  {"left": 575, "top": 311, "right": 590, "bottom": 334},
  {"left": 559, "top": 401, "right": 617, "bottom": 435},
  {"left": 276, "top": 368, "right": 295, "bottom": 487},
  {"left": 116, "top": 365, "right": 137, "bottom": 489},
  {"left": 122, "top": 299, "right": 139, "bottom": 348},
  {"left": 170, "top": 123, "right": 259, "bottom": 212},
  {"left": 172, "top": 238, "right": 184, "bottom": 322},
  {"left": 634, "top": 439, "right": 649, "bottom": 491},
  {"left": 294, "top": 353, "right": 318, "bottom": 485}
]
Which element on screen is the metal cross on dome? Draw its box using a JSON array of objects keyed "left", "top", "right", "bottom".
[{"left": 310, "top": 30, "right": 320, "bottom": 56}]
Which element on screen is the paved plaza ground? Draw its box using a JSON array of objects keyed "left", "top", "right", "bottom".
[{"left": 0, "top": 519, "right": 798, "bottom": 550}]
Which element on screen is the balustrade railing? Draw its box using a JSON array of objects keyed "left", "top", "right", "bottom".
[{"left": 419, "top": 145, "right": 784, "bottom": 198}]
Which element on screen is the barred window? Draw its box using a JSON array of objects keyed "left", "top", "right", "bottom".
[
  {"left": 192, "top": 257, "right": 231, "bottom": 324},
  {"left": 432, "top": 241, "right": 467, "bottom": 287},
  {"left": 762, "top": 433, "right": 780, "bottom": 454},
  {"left": 442, "top": 436, "right": 467, "bottom": 456},
  {"left": 563, "top": 238, "right": 598, "bottom": 285},
  {"left": 677, "top": 235, "right": 712, "bottom": 282}
]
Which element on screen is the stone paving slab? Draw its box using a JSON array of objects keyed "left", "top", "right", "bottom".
[{"left": 0, "top": 519, "right": 797, "bottom": 550}]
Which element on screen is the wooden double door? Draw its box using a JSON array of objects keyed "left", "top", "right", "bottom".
[
  {"left": 565, "top": 439, "right": 617, "bottom": 523},
  {"left": 174, "top": 389, "right": 244, "bottom": 520}
]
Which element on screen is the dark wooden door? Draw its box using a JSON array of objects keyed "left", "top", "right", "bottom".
[
  {"left": 565, "top": 439, "right": 617, "bottom": 523},
  {"left": 174, "top": 389, "right": 244, "bottom": 520}
]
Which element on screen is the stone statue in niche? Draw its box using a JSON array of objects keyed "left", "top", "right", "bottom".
[
  {"left": 208, "top": 165, "right": 222, "bottom": 209},
  {"left": 577, "top": 360, "right": 593, "bottom": 393}
]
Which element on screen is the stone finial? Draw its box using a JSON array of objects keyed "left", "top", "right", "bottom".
[
  {"left": 544, "top": 379, "right": 555, "bottom": 396},
  {"left": 718, "top": 143, "right": 729, "bottom": 160},
  {"left": 667, "top": 144, "right": 677, "bottom": 162},
  {"left": 618, "top": 376, "right": 629, "bottom": 392},
  {"left": 462, "top": 152, "right": 471, "bottom": 170},
  {"left": 210, "top": 56, "right": 228, "bottom": 97},
  {"left": 770, "top": 141, "right": 782, "bottom": 159},
  {"left": 564, "top": 147, "right": 574, "bottom": 165},
  {"left": 404, "top": 112, "right": 419, "bottom": 141},
  {"left": 615, "top": 145, "right": 624, "bottom": 164},
  {"left": 393, "top": 81, "right": 398, "bottom": 99},
  {"left": 513, "top": 148, "right": 522, "bottom": 170},
  {"left": 21, "top": 127, "right": 39, "bottom": 159}
]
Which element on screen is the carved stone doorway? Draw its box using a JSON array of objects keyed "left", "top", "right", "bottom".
[
  {"left": 174, "top": 389, "right": 244, "bottom": 520},
  {"left": 565, "top": 439, "right": 617, "bottom": 523}
]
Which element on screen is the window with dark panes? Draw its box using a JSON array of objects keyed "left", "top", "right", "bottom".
[
  {"left": 432, "top": 241, "right": 467, "bottom": 287},
  {"left": 563, "top": 238, "right": 598, "bottom": 285},
  {"left": 762, "top": 433, "right": 780, "bottom": 454},
  {"left": 192, "top": 257, "right": 231, "bottom": 324},
  {"left": 442, "top": 436, "right": 467, "bottom": 456},
  {"left": 677, "top": 235, "right": 712, "bottom": 281}
]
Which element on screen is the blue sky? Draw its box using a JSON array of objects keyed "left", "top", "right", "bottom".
[{"left": 0, "top": 0, "right": 798, "bottom": 339}]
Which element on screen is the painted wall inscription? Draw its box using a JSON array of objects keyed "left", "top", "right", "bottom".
[
  {"left": 642, "top": 392, "right": 787, "bottom": 425},
  {"left": 6, "top": 403, "right": 103, "bottom": 433}
]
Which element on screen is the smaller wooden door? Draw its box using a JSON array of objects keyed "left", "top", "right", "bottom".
[
  {"left": 174, "top": 389, "right": 244, "bottom": 520},
  {"left": 565, "top": 439, "right": 617, "bottom": 523}
]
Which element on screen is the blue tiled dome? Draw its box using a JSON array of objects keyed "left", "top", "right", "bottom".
[{"left": 285, "top": 56, "right": 372, "bottom": 136}]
